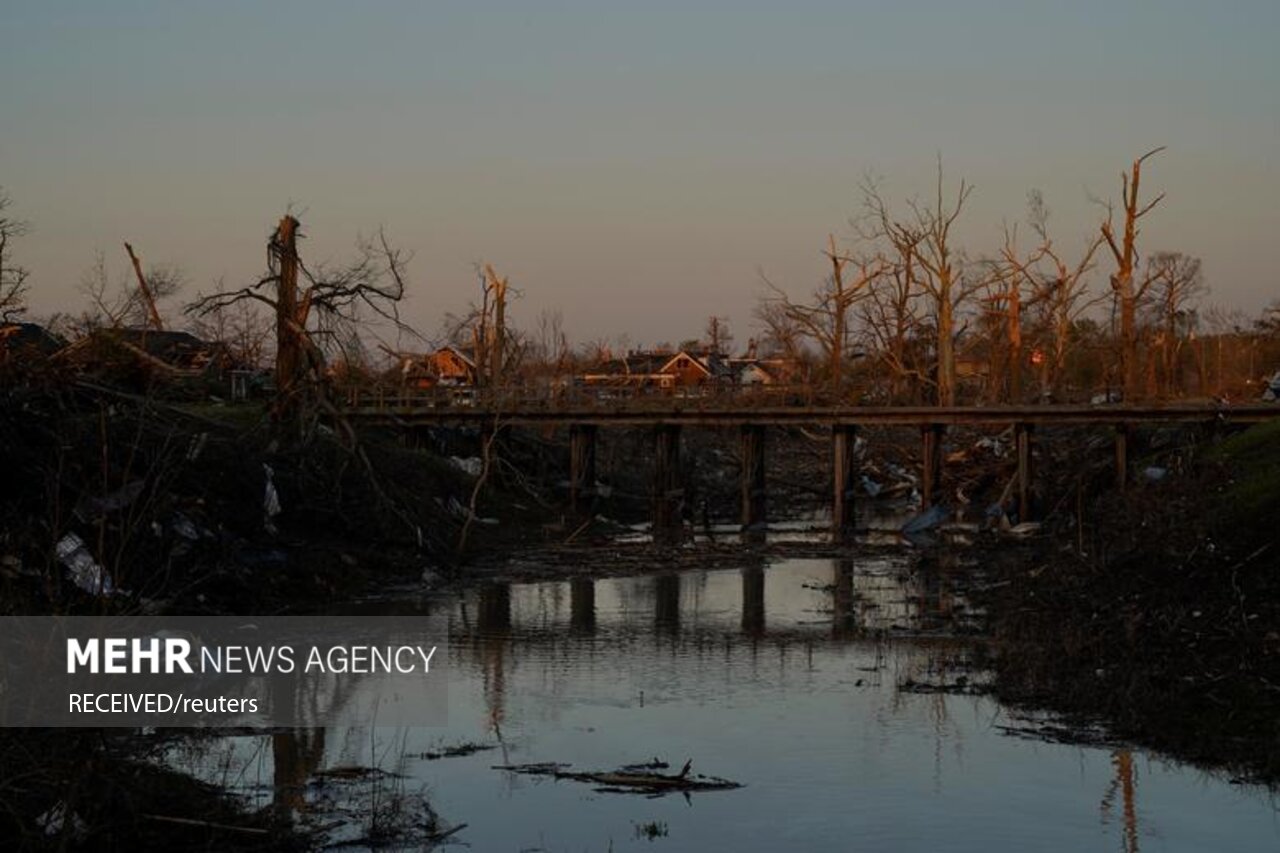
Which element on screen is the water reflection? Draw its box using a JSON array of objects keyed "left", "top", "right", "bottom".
[
  {"left": 166, "top": 556, "right": 1278, "bottom": 852},
  {"left": 569, "top": 577, "right": 596, "bottom": 636},
  {"left": 1102, "top": 750, "right": 1142, "bottom": 853}
]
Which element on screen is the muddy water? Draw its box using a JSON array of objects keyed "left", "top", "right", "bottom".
[{"left": 174, "top": 554, "right": 1279, "bottom": 851}]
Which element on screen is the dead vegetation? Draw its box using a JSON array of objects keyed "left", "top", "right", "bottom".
[
  {"left": 977, "top": 420, "right": 1280, "bottom": 783},
  {"left": 495, "top": 759, "right": 742, "bottom": 796}
]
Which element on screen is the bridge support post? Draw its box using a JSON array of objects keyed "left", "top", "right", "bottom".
[
  {"left": 832, "top": 424, "right": 858, "bottom": 541},
  {"left": 740, "top": 424, "right": 767, "bottom": 538},
  {"left": 921, "top": 424, "right": 945, "bottom": 508},
  {"left": 569, "top": 578, "right": 595, "bottom": 635},
  {"left": 741, "top": 565, "right": 765, "bottom": 636},
  {"left": 1015, "top": 422, "right": 1034, "bottom": 522},
  {"left": 569, "top": 424, "right": 597, "bottom": 516},
  {"left": 1115, "top": 423, "right": 1129, "bottom": 493},
  {"left": 652, "top": 424, "right": 683, "bottom": 543}
]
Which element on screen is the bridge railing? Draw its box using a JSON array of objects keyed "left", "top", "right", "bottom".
[{"left": 342, "top": 382, "right": 844, "bottom": 412}]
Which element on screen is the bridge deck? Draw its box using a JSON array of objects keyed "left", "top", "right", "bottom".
[{"left": 346, "top": 402, "right": 1280, "bottom": 428}]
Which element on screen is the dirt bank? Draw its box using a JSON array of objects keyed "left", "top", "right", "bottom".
[{"left": 978, "top": 419, "right": 1280, "bottom": 783}]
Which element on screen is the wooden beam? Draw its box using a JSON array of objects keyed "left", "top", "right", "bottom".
[
  {"left": 652, "top": 424, "right": 682, "bottom": 543},
  {"left": 1115, "top": 424, "right": 1129, "bottom": 492},
  {"left": 740, "top": 424, "right": 767, "bottom": 537},
  {"left": 832, "top": 425, "right": 858, "bottom": 541},
  {"left": 1015, "top": 422, "right": 1034, "bottom": 521},
  {"left": 921, "top": 424, "right": 945, "bottom": 509},
  {"left": 569, "top": 424, "right": 597, "bottom": 516}
]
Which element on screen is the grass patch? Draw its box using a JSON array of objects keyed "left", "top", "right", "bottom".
[{"left": 1205, "top": 419, "right": 1280, "bottom": 534}]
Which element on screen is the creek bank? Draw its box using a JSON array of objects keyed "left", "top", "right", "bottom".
[{"left": 976, "top": 419, "right": 1280, "bottom": 784}]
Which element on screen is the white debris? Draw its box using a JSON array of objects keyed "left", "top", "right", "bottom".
[
  {"left": 37, "top": 800, "right": 87, "bottom": 840},
  {"left": 450, "top": 456, "right": 483, "bottom": 477},
  {"left": 55, "top": 533, "right": 115, "bottom": 596},
  {"left": 263, "top": 464, "right": 281, "bottom": 534}
]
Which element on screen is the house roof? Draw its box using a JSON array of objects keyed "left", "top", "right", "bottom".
[
  {"left": 0, "top": 322, "right": 65, "bottom": 355},
  {"left": 432, "top": 344, "right": 477, "bottom": 369}
]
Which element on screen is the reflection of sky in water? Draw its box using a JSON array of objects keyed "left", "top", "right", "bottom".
[{"left": 171, "top": 557, "right": 1280, "bottom": 852}]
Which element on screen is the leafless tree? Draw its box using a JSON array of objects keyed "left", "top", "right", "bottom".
[
  {"left": 1142, "top": 251, "right": 1205, "bottom": 396},
  {"left": 0, "top": 189, "right": 30, "bottom": 322},
  {"left": 1099, "top": 147, "right": 1166, "bottom": 400},
  {"left": 854, "top": 244, "right": 927, "bottom": 402},
  {"left": 187, "top": 278, "right": 273, "bottom": 367},
  {"left": 703, "top": 315, "right": 733, "bottom": 355},
  {"left": 187, "top": 215, "right": 412, "bottom": 432},
  {"left": 980, "top": 224, "right": 1048, "bottom": 401},
  {"left": 759, "top": 235, "right": 888, "bottom": 396},
  {"left": 752, "top": 299, "right": 807, "bottom": 363},
  {"left": 78, "top": 249, "right": 187, "bottom": 330},
  {"left": 864, "top": 161, "right": 979, "bottom": 406},
  {"left": 1025, "top": 190, "right": 1106, "bottom": 397},
  {"left": 531, "top": 308, "right": 570, "bottom": 377}
]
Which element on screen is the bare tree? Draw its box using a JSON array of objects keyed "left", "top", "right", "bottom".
[
  {"left": 703, "top": 315, "right": 733, "bottom": 355},
  {"left": 1143, "top": 251, "right": 1205, "bottom": 396},
  {"left": 855, "top": 245, "right": 926, "bottom": 401},
  {"left": 0, "top": 190, "right": 30, "bottom": 322},
  {"left": 187, "top": 277, "right": 273, "bottom": 367},
  {"left": 752, "top": 299, "right": 807, "bottom": 364},
  {"left": 531, "top": 308, "right": 570, "bottom": 377},
  {"left": 864, "top": 162, "right": 977, "bottom": 406},
  {"left": 78, "top": 248, "right": 186, "bottom": 330},
  {"left": 1099, "top": 147, "right": 1166, "bottom": 400},
  {"left": 982, "top": 224, "right": 1048, "bottom": 401},
  {"left": 1025, "top": 190, "right": 1106, "bottom": 397},
  {"left": 760, "top": 235, "right": 887, "bottom": 396},
  {"left": 187, "top": 214, "right": 412, "bottom": 432}
]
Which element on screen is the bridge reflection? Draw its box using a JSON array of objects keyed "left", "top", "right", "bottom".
[{"left": 455, "top": 556, "right": 973, "bottom": 726}]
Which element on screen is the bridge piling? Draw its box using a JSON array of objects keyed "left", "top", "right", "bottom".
[
  {"left": 1115, "top": 424, "right": 1129, "bottom": 492},
  {"left": 569, "top": 424, "right": 598, "bottom": 516},
  {"left": 1015, "top": 422, "right": 1034, "bottom": 521},
  {"left": 740, "top": 424, "right": 767, "bottom": 538},
  {"left": 832, "top": 425, "right": 859, "bottom": 541},
  {"left": 653, "top": 424, "right": 683, "bottom": 543},
  {"left": 921, "top": 424, "right": 945, "bottom": 508}
]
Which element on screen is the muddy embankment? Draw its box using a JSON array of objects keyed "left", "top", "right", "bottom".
[
  {"left": 0, "top": 378, "right": 558, "bottom": 850},
  {"left": 976, "top": 418, "right": 1280, "bottom": 784}
]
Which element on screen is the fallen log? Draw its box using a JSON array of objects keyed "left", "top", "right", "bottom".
[{"left": 493, "top": 759, "right": 741, "bottom": 794}]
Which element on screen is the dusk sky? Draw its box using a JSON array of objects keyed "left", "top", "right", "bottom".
[{"left": 2, "top": 1, "right": 1277, "bottom": 347}]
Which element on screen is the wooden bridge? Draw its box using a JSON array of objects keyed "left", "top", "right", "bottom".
[{"left": 344, "top": 395, "right": 1280, "bottom": 541}]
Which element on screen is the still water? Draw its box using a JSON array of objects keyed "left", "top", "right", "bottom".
[{"left": 172, "top": 553, "right": 1279, "bottom": 851}]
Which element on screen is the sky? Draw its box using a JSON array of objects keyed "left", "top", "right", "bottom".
[{"left": 2, "top": 1, "right": 1277, "bottom": 349}]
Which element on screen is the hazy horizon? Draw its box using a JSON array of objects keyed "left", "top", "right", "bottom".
[{"left": 3, "top": 1, "right": 1277, "bottom": 348}]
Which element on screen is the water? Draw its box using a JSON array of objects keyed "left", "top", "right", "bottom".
[{"left": 170, "top": 553, "right": 1280, "bottom": 851}]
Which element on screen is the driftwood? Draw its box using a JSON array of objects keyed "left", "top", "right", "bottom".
[{"left": 493, "top": 759, "right": 741, "bottom": 794}]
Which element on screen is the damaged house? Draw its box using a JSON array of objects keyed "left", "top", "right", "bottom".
[{"left": 56, "top": 327, "right": 236, "bottom": 392}]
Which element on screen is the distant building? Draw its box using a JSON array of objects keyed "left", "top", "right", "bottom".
[
  {"left": 395, "top": 345, "right": 479, "bottom": 389},
  {"left": 579, "top": 349, "right": 735, "bottom": 395},
  {"left": 57, "top": 327, "right": 236, "bottom": 386}
]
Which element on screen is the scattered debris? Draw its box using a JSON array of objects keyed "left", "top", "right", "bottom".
[
  {"left": 262, "top": 463, "right": 281, "bottom": 534},
  {"left": 901, "top": 504, "right": 948, "bottom": 535},
  {"left": 55, "top": 532, "right": 117, "bottom": 596},
  {"left": 416, "top": 742, "right": 496, "bottom": 761},
  {"left": 634, "top": 820, "right": 669, "bottom": 841},
  {"left": 494, "top": 759, "right": 741, "bottom": 795},
  {"left": 37, "top": 800, "right": 88, "bottom": 840}
]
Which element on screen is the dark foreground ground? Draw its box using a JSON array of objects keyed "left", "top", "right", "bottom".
[{"left": 2, "top": 376, "right": 1278, "bottom": 848}]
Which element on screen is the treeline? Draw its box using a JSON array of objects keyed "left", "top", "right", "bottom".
[{"left": 3, "top": 151, "right": 1279, "bottom": 406}]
